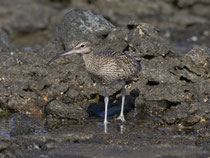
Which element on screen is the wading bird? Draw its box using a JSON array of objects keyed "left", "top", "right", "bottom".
[{"left": 47, "top": 41, "right": 141, "bottom": 125}]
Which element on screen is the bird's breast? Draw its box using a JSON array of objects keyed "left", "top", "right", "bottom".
[{"left": 82, "top": 51, "right": 141, "bottom": 86}]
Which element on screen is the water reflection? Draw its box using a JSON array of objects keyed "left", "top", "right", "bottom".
[
  {"left": 0, "top": 115, "right": 14, "bottom": 137},
  {"left": 0, "top": 113, "right": 47, "bottom": 137},
  {"left": 0, "top": 114, "right": 195, "bottom": 137}
]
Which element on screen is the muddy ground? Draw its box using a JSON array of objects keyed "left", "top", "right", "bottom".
[{"left": 0, "top": 0, "right": 210, "bottom": 157}]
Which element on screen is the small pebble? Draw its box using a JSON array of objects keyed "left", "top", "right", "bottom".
[{"left": 191, "top": 36, "right": 198, "bottom": 42}]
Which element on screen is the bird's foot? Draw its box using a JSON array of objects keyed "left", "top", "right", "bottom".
[
  {"left": 116, "top": 115, "right": 126, "bottom": 123},
  {"left": 103, "top": 120, "right": 110, "bottom": 125}
]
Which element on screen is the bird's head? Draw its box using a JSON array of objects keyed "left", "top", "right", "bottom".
[{"left": 47, "top": 41, "right": 91, "bottom": 65}]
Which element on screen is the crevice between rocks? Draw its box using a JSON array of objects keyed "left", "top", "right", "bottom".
[
  {"left": 179, "top": 76, "right": 192, "bottom": 83},
  {"left": 172, "top": 0, "right": 210, "bottom": 9},
  {"left": 146, "top": 80, "right": 160, "bottom": 86},
  {"left": 123, "top": 45, "right": 130, "bottom": 52},
  {"left": 174, "top": 66, "right": 202, "bottom": 77},
  {"left": 183, "top": 66, "right": 201, "bottom": 77},
  {"left": 163, "top": 100, "right": 181, "bottom": 112},
  {"left": 0, "top": 100, "right": 15, "bottom": 114},
  {"left": 142, "top": 55, "right": 156, "bottom": 60}
]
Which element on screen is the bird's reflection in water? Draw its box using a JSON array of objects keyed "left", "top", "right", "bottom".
[
  {"left": 104, "top": 123, "right": 107, "bottom": 133},
  {"left": 120, "top": 124, "right": 124, "bottom": 134},
  {"left": 96, "top": 121, "right": 125, "bottom": 134}
]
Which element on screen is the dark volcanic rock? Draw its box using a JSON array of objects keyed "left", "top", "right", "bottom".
[
  {"left": 182, "top": 46, "right": 210, "bottom": 78},
  {"left": 70, "top": 0, "right": 174, "bottom": 26},
  {"left": 0, "top": 7, "right": 209, "bottom": 130},
  {"left": 0, "top": 0, "right": 56, "bottom": 34},
  {"left": 176, "top": 0, "right": 210, "bottom": 8},
  {"left": 0, "top": 1, "right": 210, "bottom": 157},
  {"left": 0, "top": 9, "right": 116, "bottom": 122},
  {"left": 45, "top": 9, "right": 115, "bottom": 55},
  {"left": 68, "top": 0, "right": 210, "bottom": 48},
  {"left": 135, "top": 45, "right": 210, "bottom": 126},
  {"left": 45, "top": 99, "right": 88, "bottom": 123},
  {"left": 143, "top": 82, "right": 189, "bottom": 102},
  {"left": 125, "top": 23, "right": 172, "bottom": 58},
  {"left": 9, "top": 114, "right": 46, "bottom": 137},
  {"left": 0, "top": 50, "right": 45, "bottom": 115},
  {"left": 0, "top": 29, "right": 10, "bottom": 51}
]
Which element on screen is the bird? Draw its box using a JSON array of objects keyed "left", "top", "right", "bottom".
[{"left": 47, "top": 40, "right": 141, "bottom": 125}]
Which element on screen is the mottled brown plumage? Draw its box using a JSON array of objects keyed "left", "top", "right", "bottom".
[
  {"left": 83, "top": 50, "right": 141, "bottom": 86},
  {"left": 48, "top": 41, "right": 141, "bottom": 126}
]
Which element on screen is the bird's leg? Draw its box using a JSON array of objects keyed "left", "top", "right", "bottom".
[
  {"left": 103, "top": 87, "right": 109, "bottom": 125},
  {"left": 117, "top": 82, "right": 126, "bottom": 122}
]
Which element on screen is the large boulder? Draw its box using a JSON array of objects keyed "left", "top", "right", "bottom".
[
  {"left": 0, "top": 0, "right": 56, "bottom": 34},
  {"left": 135, "top": 46, "right": 210, "bottom": 129}
]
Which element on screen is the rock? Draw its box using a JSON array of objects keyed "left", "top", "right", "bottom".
[
  {"left": 0, "top": 9, "right": 116, "bottom": 117},
  {"left": 9, "top": 113, "right": 46, "bottom": 137},
  {"left": 0, "top": 139, "right": 9, "bottom": 151},
  {"left": 0, "top": 7, "right": 209, "bottom": 129},
  {"left": 189, "top": 102, "right": 210, "bottom": 121},
  {"left": 0, "top": 0, "right": 56, "bottom": 34},
  {"left": 135, "top": 99, "right": 170, "bottom": 116},
  {"left": 45, "top": 99, "right": 88, "bottom": 123},
  {"left": 68, "top": 0, "right": 210, "bottom": 48},
  {"left": 139, "top": 56, "right": 180, "bottom": 83},
  {"left": 142, "top": 83, "right": 189, "bottom": 103},
  {"left": 0, "top": 1, "right": 210, "bottom": 157},
  {"left": 176, "top": 103, "right": 189, "bottom": 120},
  {"left": 183, "top": 46, "right": 210, "bottom": 78},
  {"left": 0, "top": 50, "right": 46, "bottom": 114},
  {"left": 0, "top": 29, "right": 10, "bottom": 51},
  {"left": 125, "top": 23, "right": 172, "bottom": 58},
  {"left": 134, "top": 46, "right": 210, "bottom": 126},
  {"left": 45, "top": 9, "right": 115, "bottom": 55},
  {"left": 177, "top": 0, "right": 210, "bottom": 8},
  {"left": 7, "top": 95, "right": 41, "bottom": 114},
  {"left": 70, "top": 0, "right": 174, "bottom": 26},
  {"left": 0, "top": 48, "right": 50, "bottom": 115},
  {"left": 183, "top": 115, "right": 201, "bottom": 126},
  {"left": 162, "top": 109, "right": 177, "bottom": 125},
  {"left": 169, "top": 13, "right": 207, "bottom": 27}
]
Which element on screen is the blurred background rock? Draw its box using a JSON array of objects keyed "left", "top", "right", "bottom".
[{"left": 0, "top": 0, "right": 209, "bottom": 49}]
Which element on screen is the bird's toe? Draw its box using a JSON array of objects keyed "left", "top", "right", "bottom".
[
  {"left": 116, "top": 115, "right": 126, "bottom": 122},
  {"left": 103, "top": 120, "right": 110, "bottom": 125}
]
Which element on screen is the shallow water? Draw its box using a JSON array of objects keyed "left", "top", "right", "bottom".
[
  {"left": 0, "top": 114, "right": 47, "bottom": 137},
  {"left": 0, "top": 113, "right": 195, "bottom": 138},
  {"left": 0, "top": 115, "right": 14, "bottom": 137}
]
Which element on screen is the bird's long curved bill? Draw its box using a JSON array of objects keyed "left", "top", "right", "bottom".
[{"left": 47, "top": 48, "right": 74, "bottom": 65}]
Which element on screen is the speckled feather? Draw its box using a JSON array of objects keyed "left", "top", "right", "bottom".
[{"left": 82, "top": 50, "right": 141, "bottom": 86}]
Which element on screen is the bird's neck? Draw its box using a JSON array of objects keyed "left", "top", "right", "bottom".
[{"left": 82, "top": 53, "right": 94, "bottom": 70}]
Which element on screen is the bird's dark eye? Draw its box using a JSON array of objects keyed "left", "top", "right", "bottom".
[{"left": 80, "top": 44, "right": 85, "bottom": 47}]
